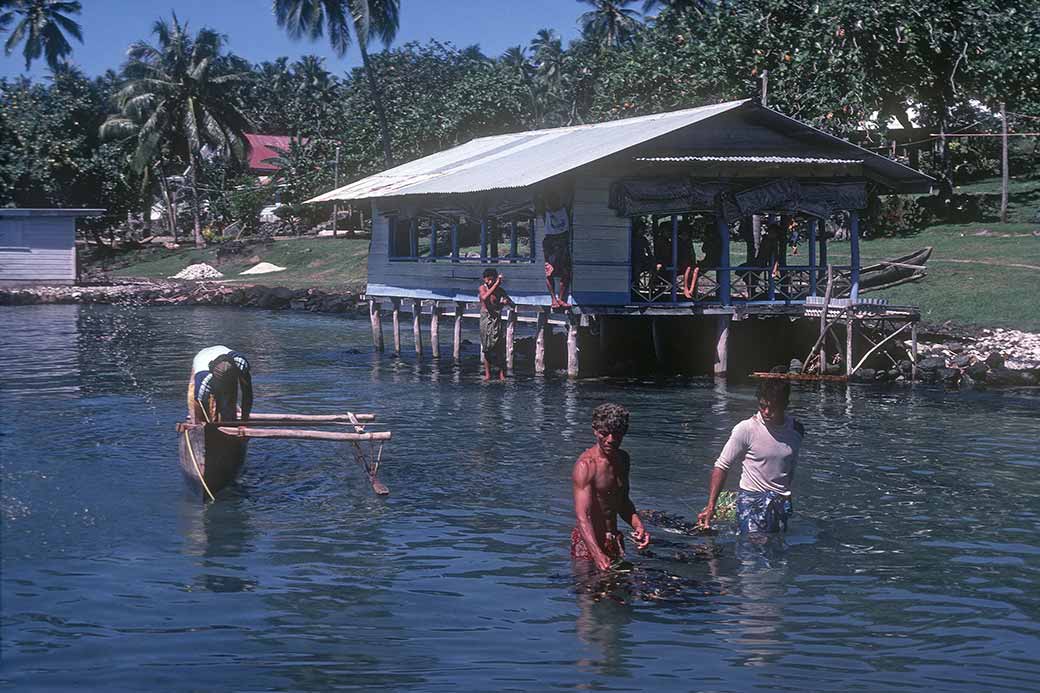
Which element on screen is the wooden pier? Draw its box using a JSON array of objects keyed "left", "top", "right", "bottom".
[{"left": 364, "top": 292, "right": 921, "bottom": 381}]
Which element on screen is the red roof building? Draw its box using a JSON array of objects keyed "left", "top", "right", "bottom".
[{"left": 243, "top": 134, "right": 305, "bottom": 174}]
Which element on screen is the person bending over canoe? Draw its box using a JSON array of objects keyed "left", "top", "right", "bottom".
[
  {"left": 572, "top": 403, "right": 651, "bottom": 571},
  {"left": 697, "top": 380, "right": 805, "bottom": 533},
  {"left": 187, "top": 345, "right": 253, "bottom": 423}
]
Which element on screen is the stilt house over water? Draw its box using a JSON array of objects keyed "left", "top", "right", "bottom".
[{"left": 310, "top": 99, "right": 935, "bottom": 377}]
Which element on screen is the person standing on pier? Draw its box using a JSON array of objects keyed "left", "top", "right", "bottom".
[
  {"left": 696, "top": 380, "right": 805, "bottom": 533},
  {"left": 542, "top": 190, "right": 572, "bottom": 309},
  {"left": 188, "top": 345, "right": 253, "bottom": 423},
  {"left": 478, "top": 268, "right": 514, "bottom": 381},
  {"left": 572, "top": 403, "right": 652, "bottom": 571}
]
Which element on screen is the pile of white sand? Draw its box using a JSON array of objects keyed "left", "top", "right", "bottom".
[
  {"left": 240, "top": 262, "right": 287, "bottom": 275},
  {"left": 169, "top": 263, "right": 224, "bottom": 280}
]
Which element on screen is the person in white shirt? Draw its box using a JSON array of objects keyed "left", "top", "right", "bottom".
[
  {"left": 696, "top": 380, "right": 805, "bottom": 533},
  {"left": 542, "top": 190, "right": 572, "bottom": 309},
  {"left": 187, "top": 345, "right": 253, "bottom": 423}
]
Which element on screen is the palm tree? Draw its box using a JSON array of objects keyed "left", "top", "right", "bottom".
[
  {"left": 578, "top": 0, "right": 641, "bottom": 49},
  {"left": 0, "top": 1, "right": 16, "bottom": 35},
  {"left": 530, "top": 29, "right": 564, "bottom": 122},
  {"left": 101, "top": 14, "right": 252, "bottom": 247},
  {"left": 3, "top": 0, "right": 83, "bottom": 71},
  {"left": 273, "top": 0, "right": 400, "bottom": 166},
  {"left": 641, "top": 0, "right": 713, "bottom": 14}
]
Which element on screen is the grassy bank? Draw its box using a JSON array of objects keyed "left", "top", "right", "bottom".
[
  {"left": 824, "top": 223, "right": 1040, "bottom": 331},
  {"left": 104, "top": 235, "right": 370, "bottom": 290}
]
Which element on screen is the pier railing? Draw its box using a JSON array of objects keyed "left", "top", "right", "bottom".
[{"left": 630, "top": 265, "right": 854, "bottom": 304}]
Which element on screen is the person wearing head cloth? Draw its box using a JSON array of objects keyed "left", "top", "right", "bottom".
[{"left": 186, "top": 345, "right": 253, "bottom": 423}]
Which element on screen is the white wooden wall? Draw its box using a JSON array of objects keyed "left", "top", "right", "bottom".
[
  {"left": 366, "top": 176, "right": 633, "bottom": 307},
  {"left": 0, "top": 216, "right": 76, "bottom": 285}
]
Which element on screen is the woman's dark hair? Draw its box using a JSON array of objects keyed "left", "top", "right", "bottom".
[
  {"left": 482, "top": 268, "right": 498, "bottom": 279},
  {"left": 757, "top": 379, "right": 791, "bottom": 405},
  {"left": 592, "top": 403, "right": 630, "bottom": 436}
]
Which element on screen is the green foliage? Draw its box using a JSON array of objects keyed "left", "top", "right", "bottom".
[
  {"left": 715, "top": 491, "right": 737, "bottom": 521},
  {"left": 2, "top": 0, "right": 83, "bottom": 71},
  {"left": 208, "top": 174, "right": 270, "bottom": 237},
  {"left": 0, "top": 68, "right": 136, "bottom": 219}
]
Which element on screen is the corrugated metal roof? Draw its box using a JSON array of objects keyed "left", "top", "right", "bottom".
[
  {"left": 308, "top": 99, "right": 750, "bottom": 203},
  {"left": 635, "top": 155, "right": 862, "bottom": 164}
]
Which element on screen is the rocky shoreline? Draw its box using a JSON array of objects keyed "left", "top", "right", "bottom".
[
  {"left": 0, "top": 279, "right": 365, "bottom": 315},
  {"left": 3, "top": 280, "right": 1038, "bottom": 389}
]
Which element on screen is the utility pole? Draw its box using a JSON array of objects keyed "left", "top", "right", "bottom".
[
  {"left": 1000, "top": 102, "right": 1009, "bottom": 224},
  {"left": 332, "top": 145, "right": 341, "bottom": 237},
  {"left": 760, "top": 69, "right": 768, "bottom": 107}
]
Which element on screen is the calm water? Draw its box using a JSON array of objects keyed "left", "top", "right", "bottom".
[{"left": 2, "top": 305, "right": 1039, "bottom": 692}]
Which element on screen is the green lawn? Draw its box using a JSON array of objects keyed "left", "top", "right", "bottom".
[
  {"left": 108, "top": 235, "right": 370, "bottom": 290},
  {"left": 823, "top": 224, "right": 1040, "bottom": 330}
]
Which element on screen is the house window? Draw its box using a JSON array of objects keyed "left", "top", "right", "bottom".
[{"left": 389, "top": 215, "right": 536, "bottom": 263}]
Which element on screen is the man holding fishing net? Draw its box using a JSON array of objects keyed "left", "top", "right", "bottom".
[
  {"left": 187, "top": 345, "right": 253, "bottom": 423},
  {"left": 572, "top": 403, "right": 652, "bottom": 571},
  {"left": 696, "top": 380, "right": 805, "bottom": 534}
]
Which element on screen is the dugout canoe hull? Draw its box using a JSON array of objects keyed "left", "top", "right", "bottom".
[{"left": 177, "top": 422, "right": 248, "bottom": 499}]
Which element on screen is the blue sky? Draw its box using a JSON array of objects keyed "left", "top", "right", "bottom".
[{"left": 1, "top": 0, "right": 586, "bottom": 79}]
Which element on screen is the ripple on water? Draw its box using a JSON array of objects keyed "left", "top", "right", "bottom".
[{"left": 2, "top": 305, "right": 1040, "bottom": 692}]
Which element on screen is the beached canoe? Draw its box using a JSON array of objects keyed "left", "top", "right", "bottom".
[{"left": 177, "top": 422, "right": 248, "bottom": 499}]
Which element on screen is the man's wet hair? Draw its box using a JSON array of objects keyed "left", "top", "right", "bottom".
[
  {"left": 757, "top": 379, "right": 790, "bottom": 405},
  {"left": 482, "top": 268, "right": 498, "bottom": 279},
  {"left": 592, "top": 403, "right": 630, "bottom": 437}
]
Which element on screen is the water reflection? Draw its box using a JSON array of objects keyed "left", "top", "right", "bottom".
[{"left": 3, "top": 305, "right": 1040, "bottom": 692}]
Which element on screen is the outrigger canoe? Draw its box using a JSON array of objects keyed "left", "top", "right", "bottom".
[{"left": 175, "top": 413, "right": 390, "bottom": 501}]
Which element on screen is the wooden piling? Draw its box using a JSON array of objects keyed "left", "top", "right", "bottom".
[
  {"left": 714, "top": 314, "right": 730, "bottom": 379},
  {"left": 651, "top": 317, "right": 665, "bottom": 365},
  {"left": 391, "top": 298, "right": 401, "bottom": 355},
  {"left": 506, "top": 307, "right": 517, "bottom": 373},
  {"left": 846, "top": 315, "right": 855, "bottom": 377},
  {"left": 430, "top": 303, "right": 440, "bottom": 359},
  {"left": 535, "top": 309, "right": 548, "bottom": 375},
  {"left": 453, "top": 302, "right": 464, "bottom": 362},
  {"left": 910, "top": 321, "right": 919, "bottom": 382},
  {"left": 567, "top": 313, "right": 579, "bottom": 378},
  {"left": 412, "top": 299, "right": 423, "bottom": 359},
  {"left": 369, "top": 299, "right": 384, "bottom": 352}
]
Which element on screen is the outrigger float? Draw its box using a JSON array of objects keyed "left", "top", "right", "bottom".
[{"left": 176, "top": 412, "right": 391, "bottom": 501}]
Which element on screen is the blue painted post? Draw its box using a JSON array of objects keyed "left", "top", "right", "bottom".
[
  {"left": 717, "top": 216, "right": 731, "bottom": 306},
  {"left": 627, "top": 217, "right": 634, "bottom": 300},
  {"left": 451, "top": 223, "right": 459, "bottom": 261},
  {"left": 671, "top": 215, "right": 679, "bottom": 303},
  {"left": 430, "top": 221, "right": 437, "bottom": 259},
  {"left": 510, "top": 221, "right": 518, "bottom": 259},
  {"left": 819, "top": 221, "right": 828, "bottom": 287},
  {"left": 768, "top": 264, "right": 776, "bottom": 301},
  {"left": 480, "top": 219, "right": 487, "bottom": 262},
  {"left": 388, "top": 216, "right": 395, "bottom": 256},
  {"left": 849, "top": 210, "right": 860, "bottom": 300},
  {"left": 808, "top": 218, "right": 818, "bottom": 295},
  {"left": 530, "top": 217, "right": 536, "bottom": 262},
  {"left": 409, "top": 219, "right": 418, "bottom": 258}
]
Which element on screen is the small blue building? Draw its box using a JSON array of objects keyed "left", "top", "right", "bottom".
[{"left": 0, "top": 209, "right": 104, "bottom": 286}]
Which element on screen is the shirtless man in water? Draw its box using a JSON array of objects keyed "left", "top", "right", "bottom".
[{"left": 571, "top": 403, "right": 651, "bottom": 571}]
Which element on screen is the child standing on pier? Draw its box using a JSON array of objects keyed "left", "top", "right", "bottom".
[{"left": 478, "top": 268, "right": 514, "bottom": 381}]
